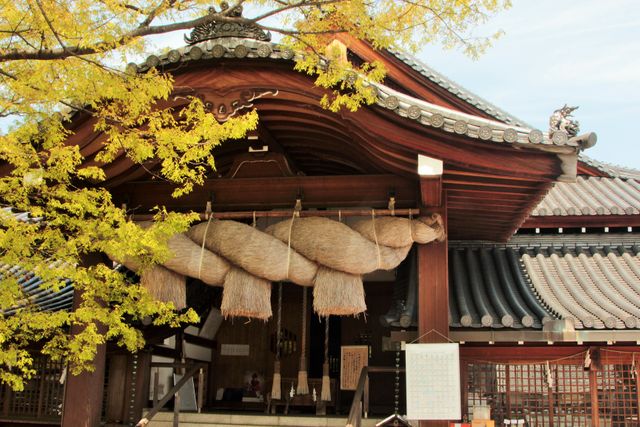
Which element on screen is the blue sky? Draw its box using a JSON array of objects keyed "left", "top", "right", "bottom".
[{"left": 418, "top": 0, "right": 640, "bottom": 169}]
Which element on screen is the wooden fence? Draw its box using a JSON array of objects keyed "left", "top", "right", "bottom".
[
  {"left": 0, "top": 355, "right": 65, "bottom": 422},
  {"left": 462, "top": 349, "right": 639, "bottom": 426}
]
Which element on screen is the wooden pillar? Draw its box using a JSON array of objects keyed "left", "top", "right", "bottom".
[
  {"left": 132, "top": 352, "right": 152, "bottom": 424},
  {"left": 635, "top": 359, "right": 640, "bottom": 427},
  {"left": 61, "top": 253, "right": 108, "bottom": 427},
  {"left": 589, "top": 347, "right": 601, "bottom": 427},
  {"left": 418, "top": 175, "right": 448, "bottom": 340},
  {"left": 460, "top": 362, "right": 469, "bottom": 421},
  {"left": 105, "top": 355, "right": 128, "bottom": 423},
  {"left": 122, "top": 351, "right": 152, "bottom": 425},
  {"left": 417, "top": 223, "right": 448, "bottom": 342},
  {"left": 2, "top": 384, "right": 11, "bottom": 417},
  {"left": 418, "top": 175, "right": 449, "bottom": 427}
]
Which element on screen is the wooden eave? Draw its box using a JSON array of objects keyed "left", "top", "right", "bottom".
[
  {"left": 338, "top": 36, "right": 512, "bottom": 123},
  {"left": 577, "top": 162, "right": 609, "bottom": 177},
  {"left": 521, "top": 215, "right": 640, "bottom": 229},
  {"left": 57, "top": 55, "right": 570, "bottom": 241}
]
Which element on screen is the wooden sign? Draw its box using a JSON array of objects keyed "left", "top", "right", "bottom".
[
  {"left": 405, "top": 343, "right": 461, "bottom": 420},
  {"left": 340, "top": 345, "right": 368, "bottom": 390},
  {"left": 173, "top": 374, "right": 197, "bottom": 411},
  {"left": 220, "top": 343, "right": 250, "bottom": 356}
]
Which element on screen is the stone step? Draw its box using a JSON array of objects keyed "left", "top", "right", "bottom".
[{"left": 146, "top": 411, "right": 380, "bottom": 427}]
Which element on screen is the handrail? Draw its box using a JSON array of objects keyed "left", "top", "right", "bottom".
[
  {"left": 346, "top": 366, "right": 368, "bottom": 427},
  {"left": 345, "top": 366, "right": 406, "bottom": 427},
  {"left": 135, "top": 362, "right": 206, "bottom": 427}
]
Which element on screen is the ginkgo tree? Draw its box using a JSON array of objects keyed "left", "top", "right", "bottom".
[{"left": 0, "top": 0, "right": 510, "bottom": 390}]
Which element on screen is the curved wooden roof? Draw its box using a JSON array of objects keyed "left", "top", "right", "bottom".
[{"left": 60, "top": 38, "right": 590, "bottom": 241}]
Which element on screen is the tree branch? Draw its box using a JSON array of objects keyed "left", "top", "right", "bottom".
[
  {"left": 0, "top": 0, "right": 357, "bottom": 63},
  {"left": 33, "top": 0, "right": 68, "bottom": 51},
  {"left": 0, "top": 12, "right": 245, "bottom": 62},
  {"left": 251, "top": 0, "right": 346, "bottom": 23}
]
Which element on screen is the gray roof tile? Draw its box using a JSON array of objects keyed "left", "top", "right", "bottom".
[
  {"left": 386, "top": 48, "right": 532, "bottom": 128},
  {"left": 580, "top": 154, "right": 640, "bottom": 180},
  {"left": 533, "top": 176, "right": 640, "bottom": 217},
  {"left": 129, "top": 39, "right": 580, "bottom": 149},
  {"left": 450, "top": 246, "right": 640, "bottom": 330},
  {"left": 1, "top": 265, "right": 74, "bottom": 314}
]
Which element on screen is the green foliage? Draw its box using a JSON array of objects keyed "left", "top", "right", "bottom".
[{"left": 0, "top": 0, "right": 509, "bottom": 390}]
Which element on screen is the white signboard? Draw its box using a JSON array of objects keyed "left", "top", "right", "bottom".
[
  {"left": 405, "top": 343, "right": 461, "bottom": 420},
  {"left": 173, "top": 374, "right": 197, "bottom": 411}
]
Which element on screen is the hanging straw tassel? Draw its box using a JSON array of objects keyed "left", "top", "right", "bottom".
[
  {"left": 221, "top": 267, "right": 272, "bottom": 320},
  {"left": 321, "top": 316, "right": 331, "bottom": 401},
  {"left": 271, "top": 360, "right": 282, "bottom": 400},
  {"left": 140, "top": 265, "right": 187, "bottom": 310},
  {"left": 271, "top": 283, "right": 283, "bottom": 400},
  {"left": 296, "top": 287, "right": 309, "bottom": 395},
  {"left": 313, "top": 267, "right": 366, "bottom": 316}
]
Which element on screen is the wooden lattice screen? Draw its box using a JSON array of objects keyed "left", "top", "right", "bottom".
[
  {"left": 462, "top": 350, "right": 639, "bottom": 426},
  {"left": 0, "top": 354, "right": 65, "bottom": 421}
]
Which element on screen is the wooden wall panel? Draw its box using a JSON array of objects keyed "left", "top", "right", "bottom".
[
  {"left": 340, "top": 282, "right": 398, "bottom": 415},
  {"left": 105, "top": 355, "right": 127, "bottom": 423},
  {"left": 210, "top": 284, "right": 309, "bottom": 397}
]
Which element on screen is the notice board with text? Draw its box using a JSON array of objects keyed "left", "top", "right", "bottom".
[{"left": 405, "top": 343, "right": 461, "bottom": 420}]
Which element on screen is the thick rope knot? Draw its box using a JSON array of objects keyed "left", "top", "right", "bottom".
[
  {"left": 198, "top": 216, "right": 214, "bottom": 280},
  {"left": 144, "top": 215, "right": 445, "bottom": 318}
]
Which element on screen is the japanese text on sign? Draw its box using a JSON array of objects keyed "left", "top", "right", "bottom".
[
  {"left": 340, "top": 345, "right": 368, "bottom": 390},
  {"left": 405, "top": 343, "right": 461, "bottom": 420}
]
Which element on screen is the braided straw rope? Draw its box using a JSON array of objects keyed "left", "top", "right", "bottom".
[{"left": 150, "top": 214, "right": 445, "bottom": 318}]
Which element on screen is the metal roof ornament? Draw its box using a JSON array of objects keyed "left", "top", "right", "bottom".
[
  {"left": 184, "top": 2, "right": 271, "bottom": 45},
  {"left": 549, "top": 104, "right": 580, "bottom": 138}
]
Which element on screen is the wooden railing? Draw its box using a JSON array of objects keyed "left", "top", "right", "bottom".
[
  {"left": 345, "top": 366, "right": 406, "bottom": 427},
  {"left": 136, "top": 361, "right": 207, "bottom": 427},
  {"left": 0, "top": 355, "right": 65, "bottom": 422}
]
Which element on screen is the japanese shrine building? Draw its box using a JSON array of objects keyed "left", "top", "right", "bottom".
[{"left": 1, "top": 17, "right": 640, "bottom": 427}]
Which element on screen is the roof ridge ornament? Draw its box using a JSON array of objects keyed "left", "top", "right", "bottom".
[
  {"left": 184, "top": 2, "right": 272, "bottom": 45},
  {"left": 549, "top": 104, "right": 580, "bottom": 138}
]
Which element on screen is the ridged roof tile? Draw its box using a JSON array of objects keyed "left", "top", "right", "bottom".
[
  {"left": 0, "top": 265, "right": 73, "bottom": 314},
  {"left": 386, "top": 48, "right": 531, "bottom": 128},
  {"left": 0, "top": 209, "right": 74, "bottom": 314},
  {"left": 580, "top": 154, "right": 640, "bottom": 180},
  {"left": 127, "top": 38, "right": 584, "bottom": 149},
  {"left": 449, "top": 246, "right": 640, "bottom": 330},
  {"left": 532, "top": 176, "right": 640, "bottom": 217}
]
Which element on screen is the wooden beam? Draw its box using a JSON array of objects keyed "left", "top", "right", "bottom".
[
  {"left": 112, "top": 174, "right": 417, "bottom": 212},
  {"left": 522, "top": 214, "right": 640, "bottom": 229},
  {"left": 184, "top": 333, "right": 216, "bottom": 348}
]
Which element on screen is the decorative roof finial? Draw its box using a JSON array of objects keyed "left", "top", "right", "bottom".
[
  {"left": 549, "top": 104, "right": 580, "bottom": 138},
  {"left": 184, "top": 2, "right": 271, "bottom": 45}
]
